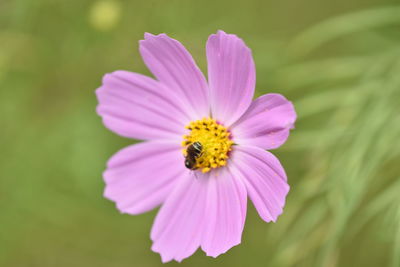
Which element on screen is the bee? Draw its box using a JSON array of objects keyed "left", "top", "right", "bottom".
[{"left": 184, "top": 141, "right": 203, "bottom": 170}]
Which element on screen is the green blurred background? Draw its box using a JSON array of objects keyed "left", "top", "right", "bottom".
[{"left": 1, "top": 0, "right": 400, "bottom": 266}]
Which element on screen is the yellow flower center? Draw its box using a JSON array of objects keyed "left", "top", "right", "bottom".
[{"left": 182, "top": 118, "right": 234, "bottom": 173}]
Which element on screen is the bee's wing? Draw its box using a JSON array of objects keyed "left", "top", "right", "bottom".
[{"left": 188, "top": 170, "right": 200, "bottom": 179}]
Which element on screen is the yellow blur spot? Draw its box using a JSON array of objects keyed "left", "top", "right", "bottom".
[{"left": 89, "top": 0, "right": 121, "bottom": 31}]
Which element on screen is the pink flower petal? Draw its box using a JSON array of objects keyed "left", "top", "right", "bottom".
[
  {"left": 201, "top": 166, "right": 247, "bottom": 258},
  {"left": 151, "top": 168, "right": 247, "bottom": 262},
  {"left": 96, "top": 71, "right": 188, "bottom": 140},
  {"left": 231, "top": 145, "right": 290, "bottom": 222},
  {"left": 206, "top": 30, "right": 256, "bottom": 126},
  {"left": 139, "top": 33, "right": 209, "bottom": 120},
  {"left": 103, "top": 141, "right": 185, "bottom": 215},
  {"left": 231, "top": 94, "right": 297, "bottom": 150},
  {"left": 150, "top": 173, "right": 207, "bottom": 263}
]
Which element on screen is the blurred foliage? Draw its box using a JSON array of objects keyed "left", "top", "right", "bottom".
[{"left": 1, "top": 0, "right": 400, "bottom": 266}]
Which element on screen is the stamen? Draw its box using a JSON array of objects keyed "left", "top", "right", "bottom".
[{"left": 182, "top": 118, "right": 234, "bottom": 173}]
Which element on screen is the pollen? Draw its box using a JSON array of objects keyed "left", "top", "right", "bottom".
[{"left": 182, "top": 118, "right": 234, "bottom": 173}]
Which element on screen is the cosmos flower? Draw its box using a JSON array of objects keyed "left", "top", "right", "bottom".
[{"left": 96, "top": 30, "right": 296, "bottom": 262}]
